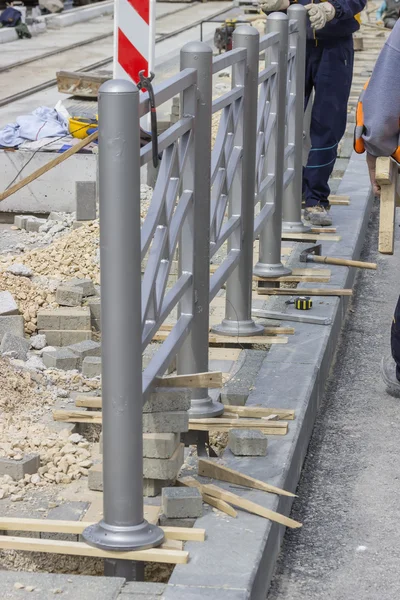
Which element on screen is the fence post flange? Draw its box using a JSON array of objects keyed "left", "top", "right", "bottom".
[{"left": 82, "top": 79, "right": 164, "bottom": 555}]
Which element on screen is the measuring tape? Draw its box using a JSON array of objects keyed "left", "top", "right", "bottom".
[{"left": 286, "top": 296, "right": 313, "bottom": 310}]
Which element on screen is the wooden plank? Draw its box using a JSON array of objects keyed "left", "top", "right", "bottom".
[
  {"left": 311, "top": 227, "right": 337, "bottom": 233},
  {"left": 329, "top": 195, "right": 350, "bottom": 205},
  {"left": 160, "top": 322, "right": 295, "bottom": 335},
  {"left": 0, "top": 131, "right": 98, "bottom": 202},
  {"left": 157, "top": 371, "right": 222, "bottom": 389},
  {"left": 254, "top": 274, "right": 330, "bottom": 283},
  {"left": 181, "top": 479, "right": 302, "bottom": 529},
  {"left": 379, "top": 180, "right": 396, "bottom": 254},
  {"left": 198, "top": 459, "right": 296, "bottom": 498},
  {"left": 203, "top": 494, "right": 238, "bottom": 518},
  {"left": 257, "top": 288, "right": 353, "bottom": 297},
  {"left": 189, "top": 418, "right": 287, "bottom": 429},
  {"left": 209, "top": 348, "right": 241, "bottom": 362},
  {"left": 221, "top": 405, "right": 295, "bottom": 420},
  {"left": 53, "top": 410, "right": 102, "bottom": 424},
  {"left": 281, "top": 233, "right": 341, "bottom": 242},
  {"left": 0, "top": 517, "right": 205, "bottom": 542},
  {"left": 0, "top": 535, "right": 188, "bottom": 564},
  {"left": 376, "top": 156, "right": 393, "bottom": 185},
  {"left": 153, "top": 330, "right": 288, "bottom": 345},
  {"left": 189, "top": 420, "right": 287, "bottom": 435}
]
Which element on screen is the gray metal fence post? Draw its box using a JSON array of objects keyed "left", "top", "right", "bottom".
[
  {"left": 213, "top": 26, "right": 264, "bottom": 337},
  {"left": 282, "top": 4, "right": 310, "bottom": 233},
  {"left": 177, "top": 42, "right": 224, "bottom": 418},
  {"left": 254, "top": 13, "right": 291, "bottom": 278},
  {"left": 83, "top": 80, "right": 164, "bottom": 559}
]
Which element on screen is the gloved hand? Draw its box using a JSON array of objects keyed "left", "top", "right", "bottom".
[
  {"left": 305, "top": 3, "right": 336, "bottom": 29},
  {"left": 259, "top": 0, "right": 289, "bottom": 12}
]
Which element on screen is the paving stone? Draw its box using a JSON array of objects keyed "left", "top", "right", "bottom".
[
  {"left": 82, "top": 356, "right": 102, "bottom": 378},
  {"left": 162, "top": 486, "right": 203, "bottom": 518},
  {"left": 0, "top": 453, "right": 40, "bottom": 480},
  {"left": 228, "top": 429, "right": 268, "bottom": 456},
  {"left": 143, "top": 444, "right": 184, "bottom": 480},
  {"left": 26, "top": 217, "right": 46, "bottom": 232},
  {"left": 14, "top": 215, "right": 28, "bottom": 229},
  {"left": 67, "top": 277, "right": 96, "bottom": 297},
  {"left": 120, "top": 582, "right": 166, "bottom": 596},
  {"left": 76, "top": 181, "right": 97, "bottom": 221},
  {"left": 42, "top": 348, "right": 79, "bottom": 371},
  {"left": 40, "top": 329, "right": 92, "bottom": 346},
  {"left": 0, "top": 315, "right": 24, "bottom": 342},
  {"left": 56, "top": 285, "right": 83, "bottom": 307},
  {"left": 159, "top": 514, "right": 196, "bottom": 528},
  {"left": 0, "top": 291, "right": 18, "bottom": 316},
  {"left": 143, "top": 389, "right": 191, "bottom": 413},
  {"left": 43, "top": 501, "right": 89, "bottom": 542},
  {"left": 37, "top": 307, "right": 91, "bottom": 331},
  {"left": 143, "top": 411, "right": 189, "bottom": 433},
  {"left": 68, "top": 339, "right": 101, "bottom": 368},
  {"left": 1, "top": 333, "right": 30, "bottom": 360}
]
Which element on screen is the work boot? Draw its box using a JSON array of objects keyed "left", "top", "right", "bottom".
[
  {"left": 304, "top": 205, "right": 332, "bottom": 227},
  {"left": 380, "top": 355, "right": 400, "bottom": 397}
]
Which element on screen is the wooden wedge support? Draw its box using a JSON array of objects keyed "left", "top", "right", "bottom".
[
  {"left": 257, "top": 288, "right": 353, "bottom": 297},
  {"left": 53, "top": 409, "right": 102, "bottom": 424},
  {"left": 179, "top": 477, "right": 237, "bottom": 517},
  {"left": 159, "top": 321, "right": 295, "bottom": 335},
  {"left": 221, "top": 405, "right": 295, "bottom": 420},
  {"left": 156, "top": 371, "right": 222, "bottom": 388},
  {"left": 329, "top": 194, "right": 350, "bottom": 205},
  {"left": 0, "top": 131, "right": 98, "bottom": 202},
  {"left": 0, "top": 536, "right": 188, "bottom": 564},
  {"left": 376, "top": 157, "right": 399, "bottom": 254},
  {"left": 189, "top": 418, "right": 288, "bottom": 435},
  {"left": 198, "top": 459, "right": 296, "bottom": 498},
  {"left": 0, "top": 517, "right": 205, "bottom": 542},
  {"left": 281, "top": 233, "right": 341, "bottom": 242}
]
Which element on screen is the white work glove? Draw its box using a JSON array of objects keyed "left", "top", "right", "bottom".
[
  {"left": 259, "top": 0, "right": 290, "bottom": 12},
  {"left": 305, "top": 3, "right": 336, "bottom": 29}
]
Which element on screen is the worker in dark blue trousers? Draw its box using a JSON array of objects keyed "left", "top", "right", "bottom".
[{"left": 261, "top": 0, "right": 367, "bottom": 225}]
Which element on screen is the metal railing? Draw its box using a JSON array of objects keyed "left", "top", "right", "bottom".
[{"left": 83, "top": 5, "right": 308, "bottom": 557}]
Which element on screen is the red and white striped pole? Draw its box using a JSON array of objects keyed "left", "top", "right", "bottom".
[{"left": 113, "top": 0, "right": 156, "bottom": 86}]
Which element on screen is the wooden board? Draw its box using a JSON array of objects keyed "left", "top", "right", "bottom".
[
  {"left": 198, "top": 459, "right": 296, "bottom": 498},
  {"left": 281, "top": 233, "right": 341, "bottom": 242},
  {"left": 376, "top": 158, "right": 398, "bottom": 254},
  {"left": 153, "top": 330, "right": 288, "bottom": 345},
  {"left": 254, "top": 274, "right": 330, "bottom": 283},
  {"left": 158, "top": 371, "right": 223, "bottom": 389},
  {"left": 160, "top": 322, "right": 295, "bottom": 335},
  {"left": 257, "top": 288, "right": 353, "bottom": 297},
  {"left": 221, "top": 405, "right": 295, "bottom": 420},
  {"left": 190, "top": 418, "right": 287, "bottom": 429},
  {"left": 328, "top": 195, "right": 350, "bottom": 205},
  {"left": 57, "top": 70, "right": 111, "bottom": 98},
  {"left": 0, "top": 517, "right": 205, "bottom": 542},
  {"left": 0, "top": 535, "right": 188, "bottom": 564},
  {"left": 202, "top": 494, "right": 237, "bottom": 518}
]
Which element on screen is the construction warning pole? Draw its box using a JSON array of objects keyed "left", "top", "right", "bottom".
[
  {"left": 282, "top": 4, "right": 311, "bottom": 233},
  {"left": 82, "top": 80, "right": 164, "bottom": 576}
]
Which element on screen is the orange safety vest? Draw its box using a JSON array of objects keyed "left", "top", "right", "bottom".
[{"left": 354, "top": 79, "right": 400, "bottom": 164}]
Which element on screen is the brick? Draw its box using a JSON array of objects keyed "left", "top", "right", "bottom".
[
  {"left": 42, "top": 348, "right": 79, "bottom": 371},
  {"left": 142, "top": 412, "right": 189, "bottom": 434},
  {"left": 39, "top": 330, "right": 92, "bottom": 346},
  {"left": 159, "top": 514, "right": 196, "bottom": 528},
  {"left": 14, "top": 215, "right": 28, "bottom": 230},
  {"left": 68, "top": 340, "right": 101, "bottom": 368},
  {"left": 143, "top": 444, "right": 184, "bottom": 480},
  {"left": 0, "top": 454, "right": 40, "bottom": 480},
  {"left": 0, "top": 316, "right": 24, "bottom": 342},
  {"left": 143, "top": 389, "right": 191, "bottom": 413},
  {"left": 86, "top": 297, "right": 101, "bottom": 329},
  {"left": 82, "top": 356, "right": 102, "bottom": 378},
  {"left": 162, "top": 486, "right": 202, "bottom": 518},
  {"left": 228, "top": 429, "right": 268, "bottom": 456},
  {"left": 1, "top": 333, "right": 30, "bottom": 360},
  {"left": 37, "top": 307, "right": 91, "bottom": 331},
  {"left": 56, "top": 286, "right": 83, "bottom": 307},
  {"left": 26, "top": 217, "right": 46, "bottom": 232},
  {"left": 76, "top": 181, "right": 97, "bottom": 221},
  {"left": 143, "top": 433, "right": 180, "bottom": 459},
  {"left": 0, "top": 292, "right": 18, "bottom": 317},
  {"left": 66, "top": 278, "right": 96, "bottom": 298}
]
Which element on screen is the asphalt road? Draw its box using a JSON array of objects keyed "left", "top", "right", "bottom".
[{"left": 268, "top": 200, "right": 400, "bottom": 600}]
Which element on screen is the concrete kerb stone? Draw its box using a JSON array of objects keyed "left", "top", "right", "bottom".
[
  {"left": 228, "top": 429, "right": 268, "bottom": 456},
  {"left": 99, "top": 432, "right": 180, "bottom": 459},
  {"left": 1, "top": 333, "right": 30, "bottom": 360},
  {"left": 143, "top": 412, "right": 189, "bottom": 434},
  {"left": 40, "top": 330, "right": 92, "bottom": 346},
  {"left": 67, "top": 278, "right": 96, "bottom": 297},
  {"left": 0, "top": 454, "right": 40, "bottom": 480},
  {"left": 37, "top": 307, "right": 91, "bottom": 331},
  {"left": 42, "top": 348, "right": 79, "bottom": 371},
  {"left": 143, "top": 388, "right": 191, "bottom": 413},
  {"left": 56, "top": 285, "right": 83, "bottom": 307},
  {"left": 82, "top": 356, "right": 102, "bottom": 378},
  {"left": 162, "top": 487, "right": 203, "bottom": 519},
  {"left": 0, "top": 315, "right": 24, "bottom": 342},
  {"left": 68, "top": 339, "right": 101, "bottom": 368}
]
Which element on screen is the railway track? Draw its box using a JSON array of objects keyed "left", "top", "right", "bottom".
[{"left": 0, "top": 3, "right": 232, "bottom": 109}]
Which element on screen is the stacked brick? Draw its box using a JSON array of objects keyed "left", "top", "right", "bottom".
[{"left": 88, "top": 388, "right": 190, "bottom": 497}]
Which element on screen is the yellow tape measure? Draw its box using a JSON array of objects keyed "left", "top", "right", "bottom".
[{"left": 286, "top": 296, "right": 313, "bottom": 310}]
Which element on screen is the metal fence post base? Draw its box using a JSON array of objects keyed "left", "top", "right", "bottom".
[
  {"left": 212, "top": 319, "right": 264, "bottom": 337},
  {"left": 282, "top": 219, "right": 310, "bottom": 233},
  {"left": 253, "top": 261, "right": 291, "bottom": 278},
  {"left": 104, "top": 559, "right": 144, "bottom": 581},
  {"left": 188, "top": 397, "right": 224, "bottom": 418},
  {"left": 83, "top": 521, "right": 164, "bottom": 552}
]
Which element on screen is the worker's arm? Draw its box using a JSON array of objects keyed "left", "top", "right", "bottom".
[
  {"left": 327, "top": 0, "right": 367, "bottom": 20},
  {"left": 362, "top": 21, "right": 400, "bottom": 158}
]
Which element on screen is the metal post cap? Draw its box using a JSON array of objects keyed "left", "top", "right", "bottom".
[
  {"left": 234, "top": 24, "right": 260, "bottom": 36},
  {"left": 287, "top": 3, "right": 307, "bottom": 13},
  {"left": 268, "top": 12, "right": 289, "bottom": 20},
  {"left": 99, "top": 79, "right": 139, "bottom": 95},
  {"left": 181, "top": 41, "right": 212, "bottom": 55}
]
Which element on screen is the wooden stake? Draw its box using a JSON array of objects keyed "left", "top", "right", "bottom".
[
  {"left": 157, "top": 371, "right": 222, "bottom": 388},
  {"left": 0, "top": 131, "right": 98, "bottom": 202},
  {"left": 376, "top": 157, "right": 398, "bottom": 254},
  {"left": 221, "top": 405, "right": 295, "bottom": 420},
  {"left": 0, "top": 535, "right": 188, "bottom": 564},
  {"left": 198, "top": 459, "right": 296, "bottom": 498},
  {"left": 257, "top": 288, "right": 353, "bottom": 297},
  {"left": 203, "top": 494, "right": 238, "bottom": 518},
  {"left": 329, "top": 195, "right": 350, "bottom": 205}
]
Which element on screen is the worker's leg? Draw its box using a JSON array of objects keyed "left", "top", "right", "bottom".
[
  {"left": 303, "top": 37, "right": 354, "bottom": 208},
  {"left": 381, "top": 296, "right": 400, "bottom": 395}
]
